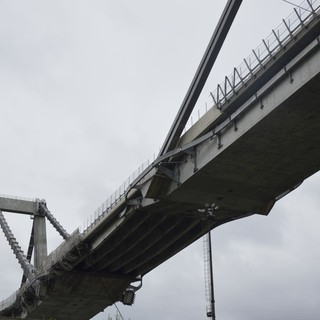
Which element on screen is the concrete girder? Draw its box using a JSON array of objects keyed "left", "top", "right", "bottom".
[
  {"left": 87, "top": 212, "right": 168, "bottom": 271},
  {"left": 0, "top": 196, "right": 37, "bottom": 215},
  {"left": 33, "top": 214, "right": 47, "bottom": 270},
  {"left": 2, "top": 5, "right": 320, "bottom": 320},
  {"left": 120, "top": 218, "right": 201, "bottom": 274},
  {"left": 25, "top": 272, "right": 132, "bottom": 320},
  {"left": 152, "top": 36, "right": 320, "bottom": 219},
  {"left": 105, "top": 215, "right": 183, "bottom": 273}
]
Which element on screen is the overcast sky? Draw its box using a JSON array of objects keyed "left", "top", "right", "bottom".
[{"left": 1, "top": 1, "right": 320, "bottom": 319}]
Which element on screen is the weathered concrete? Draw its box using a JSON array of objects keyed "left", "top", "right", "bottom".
[
  {"left": 33, "top": 215, "right": 47, "bottom": 269},
  {"left": 0, "top": 197, "right": 37, "bottom": 215},
  {"left": 164, "top": 36, "right": 320, "bottom": 216},
  {"left": 26, "top": 272, "right": 131, "bottom": 320}
]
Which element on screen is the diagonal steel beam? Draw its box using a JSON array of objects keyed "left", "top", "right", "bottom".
[{"left": 159, "top": 0, "right": 243, "bottom": 156}]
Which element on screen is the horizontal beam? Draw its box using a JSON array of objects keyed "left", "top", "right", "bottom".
[{"left": 0, "top": 196, "right": 37, "bottom": 215}]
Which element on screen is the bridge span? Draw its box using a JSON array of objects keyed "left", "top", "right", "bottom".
[{"left": 1, "top": 1, "right": 320, "bottom": 319}]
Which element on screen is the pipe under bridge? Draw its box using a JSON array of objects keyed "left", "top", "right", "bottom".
[{"left": 1, "top": 0, "right": 320, "bottom": 319}]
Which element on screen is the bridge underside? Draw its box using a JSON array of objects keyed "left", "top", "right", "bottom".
[
  {"left": 83, "top": 37, "right": 320, "bottom": 281},
  {"left": 26, "top": 273, "right": 131, "bottom": 320},
  {"left": 169, "top": 71, "right": 320, "bottom": 215},
  {"left": 79, "top": 68, "right": 320, "bottom": 282},
  {"left": 73, "top": 42, "right": 320, "bottom": 310},
  {"left": 0, "top": 271, "right": 131, "bottom": 320},
  {"left": 1, "top": 6, "right": 320, "bottom": 320}
]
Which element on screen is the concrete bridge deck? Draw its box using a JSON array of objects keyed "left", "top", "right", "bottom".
[{"left": 1, "top": 1, "right": 320, "bottom": 319}]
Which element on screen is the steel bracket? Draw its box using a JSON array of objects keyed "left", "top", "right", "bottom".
[
  {"left": 217, "top": 133, "right": 223, "bottom": 149},
  {"left": 184, "top": 149, "right": 198, "bottom": 172},
  {"left": 156, "top": 164, "right": 180, "bottom": 184},
  {"left": 127, "top": 198, "right": 142, "bottom": 207}
]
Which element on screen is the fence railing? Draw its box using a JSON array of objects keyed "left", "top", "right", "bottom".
[
  {"left": 43, "top": 229, "right": 81, "bottom": 271},
  {"left": 80, "top": 158, "right": 153, "bottom": 234},
  {"left": 80, "top": 0, "right": 320, "bottom": 235},
  {"left": 184, "top": 0, "right": 320, "bottom": 131}
]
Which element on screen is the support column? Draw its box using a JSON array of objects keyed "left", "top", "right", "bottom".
[{"left": 33, "top": 202, "right": 47, "bottom": 269}]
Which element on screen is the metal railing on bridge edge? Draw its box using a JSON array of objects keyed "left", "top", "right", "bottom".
[
  {"left": 184, "top": 0, "right": 320, "bottom": 131},
  {"left": 0, "top": 290, "right": 18, "bottom": 312},
  {"left": 43, "top": 229, "right": 81, "bottom": 271},
  {"left": 80, "top": 0, "right": 320, "bottom": 235},
  {"left": 80, "top": 158, "right": 153, "bottom": 234}
]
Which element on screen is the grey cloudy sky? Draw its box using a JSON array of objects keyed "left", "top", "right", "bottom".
[{"left": 0, "top": 1, "right": 320, "bottom": 319}]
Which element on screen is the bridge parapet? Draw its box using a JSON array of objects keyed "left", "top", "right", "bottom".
[
  {"left": 81, "top": 158, "right": 153, "bottom": 235},
  {"left": 183, "top": 0, "right": 320, "bottom": 133},
  {"left": 0, "top": 194, "right": 37, "bottom": 215},
  {"left": 43, "top": 229, "right": 82, "bottom": 272}
]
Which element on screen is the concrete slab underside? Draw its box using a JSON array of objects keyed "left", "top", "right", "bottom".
[
  {"left": 169, "top": 71, "right": 320, "bottom": 217},
  {"left": 25, "top": 272, "right": 131, "bottom": 320}
]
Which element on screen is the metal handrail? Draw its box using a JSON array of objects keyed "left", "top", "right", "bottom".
[
  {"left": 43, "top": 229, "right": 81, "bottom": 271},
  {"left": 184, "top": 0, "right": 320, "bottom": 130},
  {"left": 80, "top": 158, "right": 152, "bottom": 233}
]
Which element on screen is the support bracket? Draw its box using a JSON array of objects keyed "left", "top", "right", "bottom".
[
  {"left": 184, "top": 149, "right": 198, "bottom": 172},
  {"left": 156, "top": 164, "right": 180, "bottom": 184}
]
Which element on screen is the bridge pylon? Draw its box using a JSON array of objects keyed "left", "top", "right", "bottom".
[{"left": 0, "top": 195, "right": 69, "bottom": 286}]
